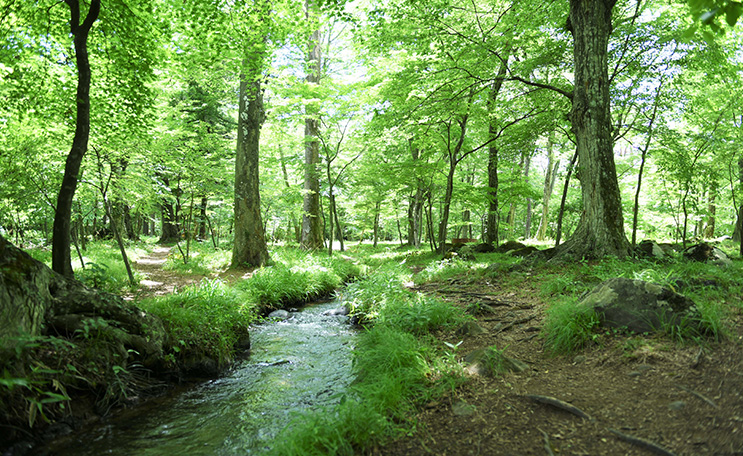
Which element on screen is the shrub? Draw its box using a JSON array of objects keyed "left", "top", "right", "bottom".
[{"left": 542, "top": 298, "right": 601, "bottom": 355}]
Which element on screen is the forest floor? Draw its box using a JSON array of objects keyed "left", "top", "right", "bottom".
[
  {"left": 380, "top": 272, "right": 743, "bottom": 456},
  {"left": 126, "top": 246, "right": 743, "bottom": 455}
]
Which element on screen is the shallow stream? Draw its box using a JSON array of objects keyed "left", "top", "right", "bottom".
[{"left": 42, "top": 301, "right": 357, "bottom": 455}]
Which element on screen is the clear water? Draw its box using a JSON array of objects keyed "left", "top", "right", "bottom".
[{"left": 42, "top": 301, "right": 357, "bottom": 455}]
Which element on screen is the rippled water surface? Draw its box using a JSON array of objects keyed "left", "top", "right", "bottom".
[{"left": 43, "top": 301, "right": 357, "bottom": 455}]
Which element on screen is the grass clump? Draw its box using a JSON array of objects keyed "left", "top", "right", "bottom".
[
  {"left": 237, "top": 250, "right": 359, "bottom": 311},
  {"left": 270, "top": 262, "right": 466, "bottom": 455},
  {"left": 141, "top": 279, "right": 257, "bottom": 367},
  {"left": 162, "top": 242, "right": 232, "bottom": 275},
  {"left": 542, "top": 297, "right": 601, "bottom": 355}
]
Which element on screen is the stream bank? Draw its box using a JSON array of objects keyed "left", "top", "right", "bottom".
[{"left": 35, "top": 300, "right": 357, "bottom": 456}]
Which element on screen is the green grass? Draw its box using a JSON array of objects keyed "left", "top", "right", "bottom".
[
  {"left": 541, "top": 297, "right": 602, "bottom": 356},
  {"left": 236, "top": 249, "right": 360, "bottom": 311},
  {"left": 162, "top": 241, "right": 232, "bottom": 274},
  {"left": 269, "top": 261, "right": 467, "bottom": 455},
  {"left": 140, "top": 279, "right": 257, "bottom": 367},
  {"left": 26, "top": 239, "right": 149, "bottom": 293}
]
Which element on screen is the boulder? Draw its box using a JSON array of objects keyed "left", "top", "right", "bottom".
[
  {"left": 322, "top": 305, "right": 350, "bottom": 316},
  {"left": 636, "top": 240, "right": 665, "bottom": 259},
  {"left": 683, "top": 242, "right": 731, "bottom": 266},
  {"left": 464, "top": 347, "right": 528, "bottom": 377},
  {"left": 580, "top": 277, "right": 704, "bottom": 334},
  {"left": 508, "top": 246, "right": 539, "bottom": 257},
  {"left": 494, "top": 240, "right": 528, "bottom": 253},
  {"left": 267, "top": 309, "right": 291, "bottom": 321},
  {"left": 473, "top": 243, "right": 496, "bottom": 253}
]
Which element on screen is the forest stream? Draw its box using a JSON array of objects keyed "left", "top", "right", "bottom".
[{"left": 37, "top": 301, "right": 357, "bottom": 455}]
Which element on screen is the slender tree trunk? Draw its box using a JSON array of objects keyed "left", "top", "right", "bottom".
[
  {"left": 408, "top": 141, "right": 424, "bottom": 247},
  {"left": 301, "top": 2, "right": 324, "bottom": 250},
  {"left": 559, "top": 0, "right": 629, "bottom": 258},
  {"left": 704, "top": 185, "right": 716, "bottom": 239},
  {"left": 373, "top": 200, "right": 381, "bottom": 247},
  {"left": 486, "top": 60, "right": 508, "bottom": 246},
  {"left": 51, "top": 0, "right": 101, "bottom": 277},
  {"left": 537, "top": 134, "right": 559, "bottom": 241},
  {"left": 555, "top": 150, "right": 578, "bottom": 248},
  {"left": 232, "top": 74, "right": 270, "bottom": 268},
  {"left": 523, "top": 154, "right": 533, "bottom": 239},
  {"left": 437, "top": 113, "right": 469, "bottom": 254},
  {"left": 198, "top": 196, "right": 208, "bottom": 239}
]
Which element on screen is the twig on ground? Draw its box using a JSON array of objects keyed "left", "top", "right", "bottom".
[
  {"left": 692, "top": 346, "right": 704, "bottom": 368},
  {"left": 494, "top": 315, "right": 536, "bottom": 334},
  {"left": 525, "top": 394, "right": 594, "bottom": 421},
  {"left": 538, "top": 428, "right": 556, "bottom": 456},
  {"left": 607, "top": 428, "right": 677, "bottom": 456},
  {"left": 676, "top": 385, "right": 718, "bottom": 408}
]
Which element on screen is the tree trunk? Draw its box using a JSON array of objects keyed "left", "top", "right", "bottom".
[
  {"left": 537, "top": 134, "right": 559, "bottom": 241},
  {"left": 523, "top": 154, "right": 533, "bottom": 239},
  {"left": 159, "top": 198, "right": 179, "bottom": 243},
  {"left": 232, "top": 75, "right": 270, "bottom": 268},
  {"left": 704, "top": 184, "right": 716, "bottom": 239},
  {"left": 198, "top": 196, "right": 208, "bottom": 239},
  {"left": 373, "top": 200, "right": 381, "bottom": 247},
  {"left": 407, "top": 142, "right": 424, "bottom": 248},
  {"left": 486, "top": 60, "right": 508, "bottom": 246},
  {"left": 437, "top": 113, "right": 469, "bottom": 254},
  {"left": 51, "top": 0, "right": 101, "bottom": 278},
  {"left": 300, "top": 10, "right": 324, "bottom": 250},
  {"left": 559, "top": 0, "right": 629, "bottom": 258}
]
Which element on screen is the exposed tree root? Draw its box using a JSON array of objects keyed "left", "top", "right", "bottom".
[
  {"left": 538, "top": 428, "right": 556, "bottom": 456},
  {"left": 494, "top": 315, "right": 536, "bottom": 334},
  {"left": 608, "top": 428, "right": 677, "bottom": 456},
  {"left": 677, "top": 385, "right": 718, "bottom": 408},
  {"left": 525, "top": 394, "right": 594, "bottom": 421}
]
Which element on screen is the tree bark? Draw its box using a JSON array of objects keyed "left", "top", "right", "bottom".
[
  {"left": 437, "top": 112, "right": 470, "bottom": 254},
  {"left": 559, "top": 0, "right": 630, "bottom": 258},
  {"left": 485, "top": 62, "right": 508, "bottom": 246},
  {"left": 51, "top": 0, "right": 101, "bottom": 278},
  {"left": 232, "top": 75, "right": 270, "bottom": 268},
  {"left": 537, "top": 135, "right": 559, "bottom": 241},
  {"left": 523, "top": 154, "right": 533, "bottom": 239},
  {"left": 407, "top": 141, "right": 424, "bottom": 247},
  {"left": 300, "top": 7, "right": 324, "bottom": 250}
]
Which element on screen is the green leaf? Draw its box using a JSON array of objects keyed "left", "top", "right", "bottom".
[{"left": 725, "top": 2, "right": 742, "bottom": 26}]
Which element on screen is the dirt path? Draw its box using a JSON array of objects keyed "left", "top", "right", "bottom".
[
  {"left": 380, "top": 279, "right": 743, "bottom": 456},
  {"left": 123, "top": 246, "right": 206, "bottom": 301}
]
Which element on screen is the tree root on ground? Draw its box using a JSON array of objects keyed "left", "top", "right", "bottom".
[
  {"left": 525, "top": 394, "right": 594, "bottom": 421},
  {"left": 608, "top": 428, "right": 677, "bottom": 456}
]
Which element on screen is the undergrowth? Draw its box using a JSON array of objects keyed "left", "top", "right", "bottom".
[{"left": 269, "top": 261, "right": 467, "bottom": 455}]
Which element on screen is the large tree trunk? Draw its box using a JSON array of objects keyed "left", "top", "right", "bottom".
[
  {"left": 300, "top": 9, "right": 324, "bottom": 250},
  {"left": 559, "top": 0, "right": 630, "bottom": 259},
  {"left": 159, "top": 197, "right": 179, "bottom": 243},
  {"left": 232, "top": 76, "right": 270, "bottom": 268},
  {"left": 51, "top": 0, "right": 101, "bottom": 278}
]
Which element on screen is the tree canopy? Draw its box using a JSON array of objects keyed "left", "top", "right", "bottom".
[{"left": 1, "top": 0, "right": 742, "bottom": 264}]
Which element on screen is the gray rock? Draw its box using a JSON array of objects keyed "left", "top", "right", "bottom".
[
  {"left": 268, "top": 309, "right": 290, "bottom": 321},
  {"left": 456, "top": 320, "right": 487, "bottom": 337},
  {"left": 322, "top": 305, "right": 350, "bottom": 316},
  {"left": 580, "top": 277, "right": 704, "bottom": 334},
  {"left": 637, "top": 240, "right": 665, "bottom": 259},
  {"left": 452, "top": 400, "right": 477, "bottom": 417},
  {"left": 668, "top": 400, "right": 686, "bottom": 410},
  {"left": 683, "top": 242, "right": 732, "bottom": 267}
]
